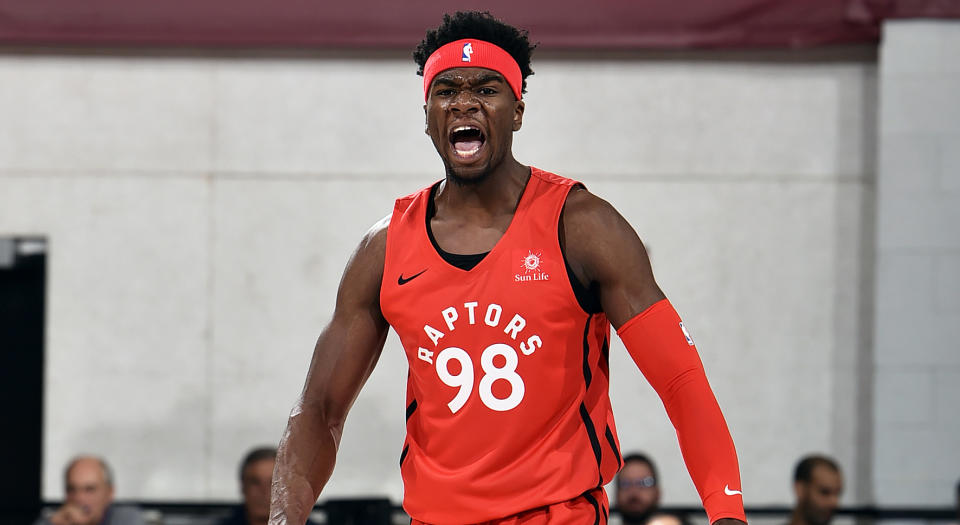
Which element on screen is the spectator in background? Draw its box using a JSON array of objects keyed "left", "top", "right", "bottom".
[
  {"left": 789, "top": 455, "right": 843, "bottom": 525},
  {"left": 647, "top": 512, "right": 692, "bottom": 525},
  {"left": 616, "top": 453, "right": 661, "bottom": 525},
  {"left": 35, "top": 456, "right": 144, "bottom": 525},
  {"left": 955, "top": 478, "right": 959, "bottom": 523},
  {"left": 218, "top": 447, "right": 316, "bottom": 525}
]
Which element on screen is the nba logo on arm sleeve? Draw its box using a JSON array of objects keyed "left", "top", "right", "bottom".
[{"left": 679, "top": 322, "right": 695, "bottom": 346}]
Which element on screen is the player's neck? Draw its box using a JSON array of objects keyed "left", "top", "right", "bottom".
[{"left": 437, "top": 159, "right": 529, "bottom": 218}]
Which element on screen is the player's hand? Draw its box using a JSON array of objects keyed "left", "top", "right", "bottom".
[{"left": 712, "top": 518, "right": 747, "bottom": 525}]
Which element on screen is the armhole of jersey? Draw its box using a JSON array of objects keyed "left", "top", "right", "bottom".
[
  {"left": 379, "top": 202, "right": 404, "bottom": 307},
  {"left": 560, "top": 184, "right": 603, "bottom": 314}
]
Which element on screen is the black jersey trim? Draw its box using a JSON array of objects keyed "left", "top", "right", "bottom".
[
  {"left": 559, "top": 185, "right": 603, "bottom": 314},
  {"left": 399, "top": 444, "right": 410, "bottom": 467},
  {"left": 582, "top": 315, "right": 593, "bottom": 388},
  {"left": 579, "top": 402, "right": 604, "bottom": 487},
  {"left": 582, "top": 490, "right": 602, "bottom": 525},
  {"left": 406, "top": 399, "right": 418, "bottom": 421},
  {"left": 604, "top": 425, "right": 622, "bottom": 469},
  {"left": 562, "top": 251, "right": 603, "bottom": 314}
]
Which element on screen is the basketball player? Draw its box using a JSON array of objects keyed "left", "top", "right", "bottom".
[{"left": 270, "top": 11, "right": 747, "bottom": 525}]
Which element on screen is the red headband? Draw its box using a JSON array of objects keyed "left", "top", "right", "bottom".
[{"left": 422, "top": 39, "right": 523, "bottom": 101}]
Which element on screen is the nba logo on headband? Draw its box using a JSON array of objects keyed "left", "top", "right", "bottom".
[{"left": 423, "top": 39, "right": 523, "bottom": 100}]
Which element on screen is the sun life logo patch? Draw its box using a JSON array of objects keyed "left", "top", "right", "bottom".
[
  {"left": 461, "top": 42, "right": 474, "bottom": 62},
  {"left": 514, "top": 250, "right": 550, "bottom": 283}
]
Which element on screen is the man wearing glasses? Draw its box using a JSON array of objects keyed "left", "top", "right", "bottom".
[{"left": 616, "top": 453, "right": 661, "bottom": 525}]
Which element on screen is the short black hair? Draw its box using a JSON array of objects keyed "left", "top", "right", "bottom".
[
  {"left": 622, "top": 452, "right": 659, "bottom": 482},
  {"left": 794, "top": 454, "right": 840, "bottom": 483},
  {"left": 239, "top": 446, "right": 277, "bottom": 481},
  {"left": 413, "top": 11, "right": 536, "bottom": 95}
]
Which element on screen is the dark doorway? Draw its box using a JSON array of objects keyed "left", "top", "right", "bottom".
[{"left": 0, "top": 238, "right": 46, "bottom": 524}]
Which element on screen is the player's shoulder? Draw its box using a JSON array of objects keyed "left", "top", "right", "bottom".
[
  {"left": 393, "top": 180, "right": 438, "bottom": 212},
  {"left": 531, "top": 166, "right": 579, "bottom": 188},
  {"left": 344, "top": 214, "right": 390, "bottom": 279},
  {"left": 561, "top": 184, "right": 627, "bottom": 235},
  {"left": 360, "top": 214, "right": 390, "bottom": 253},
  {"left": 528, "top": 167, "right": 624, "bottom": 229}
]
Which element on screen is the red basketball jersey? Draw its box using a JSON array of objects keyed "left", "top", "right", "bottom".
[{"left": 380, "top": 168, "right": 622, "bottom": 524}]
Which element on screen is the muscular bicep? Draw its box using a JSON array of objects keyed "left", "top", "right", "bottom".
[
  {"left": 300, "top": 219, "right": 390, "bottom": 426},
  {"left": 562, "top": 189, "right": 665, "bottom": 329}
]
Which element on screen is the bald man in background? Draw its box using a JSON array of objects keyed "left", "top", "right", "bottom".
[{"left": 35, "top": 456, "right": 144, "bottom": 525}]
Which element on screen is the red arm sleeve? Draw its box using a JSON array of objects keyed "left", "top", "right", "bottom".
[{"left": 617, "top": 299, "right": 746, "bottom": 524}]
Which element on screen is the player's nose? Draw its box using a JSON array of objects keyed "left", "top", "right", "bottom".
[{"left": 449, "top": 90, "right": 480, "bottom": 112}]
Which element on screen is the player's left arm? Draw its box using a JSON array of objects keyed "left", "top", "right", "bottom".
[{"left": 562, "top": 187, "right": 747, "bottom": 525}]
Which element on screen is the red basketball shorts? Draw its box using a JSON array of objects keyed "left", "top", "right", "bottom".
[{"left": 409, "top": 488, "right": 609, "bottom": 525}]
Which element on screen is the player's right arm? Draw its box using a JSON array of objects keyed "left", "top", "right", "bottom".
[{"left": 269, "top": 217, "right": 390, "bottom": 525}]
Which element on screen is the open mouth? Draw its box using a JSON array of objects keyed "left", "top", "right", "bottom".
[{"left": 449, "top": 125, "right": 486, "bottom": 158}]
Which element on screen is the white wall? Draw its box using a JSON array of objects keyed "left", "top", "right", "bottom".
[
  {"left": 873, "top": 20, "right": 960, "bottom": 507},
  {"left": 0, "top": 48, "right": 881, "bottom": 509}
]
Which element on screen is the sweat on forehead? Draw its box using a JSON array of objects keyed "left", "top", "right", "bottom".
[
  {"left": 423, "top": 39, "right": 523, "bottom": 101},
  {"left": 433, "top": 69, "right": 506, "bottom": 85}
]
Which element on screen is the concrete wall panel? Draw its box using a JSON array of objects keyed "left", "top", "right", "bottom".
[
  {"left": 873, "top": 19, "right": 960, "bottom": 506},
  {"left": 0, "top": 58, "right": 214, "bottom": 172},
  {"left": 0, "top": 45, "right": 883, "bottom": 506},
  {"left": 0, "top": 174, "right": 210, "bottom": 499}
]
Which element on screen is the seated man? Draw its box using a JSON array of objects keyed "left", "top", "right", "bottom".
[
  {"left": 788, "top": 454, "right": 843, "bottom": 525},
  {"left": 953, "top": 478, "right": 958, "bottom": 525},
  {"left": 616, "top": 453, "right": 661, "bottom": 525},
  {"left": 35, "top": 456, "right": 144, "bottom": 525},
  {"left": 219, "top": 447, "right": 316, "bottom": 525},
  {"left": 647, "top": 512, "right": 692, "bottom": 525}
]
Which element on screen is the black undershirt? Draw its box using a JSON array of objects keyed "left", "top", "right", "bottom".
[{"left": 425, "top": 183, "right": 602, "bottom": 314}]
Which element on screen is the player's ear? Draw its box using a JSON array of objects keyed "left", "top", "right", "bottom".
[
  {"left": 424, "top": 104, "right": 429, "bottom": 135},
  {"left": 513, "top": 100, "right": 524, "bottom": 132}
]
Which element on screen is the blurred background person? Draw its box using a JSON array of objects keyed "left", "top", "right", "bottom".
[
  {"left": 647, "top": 511, "right": 692, "bottom": 525},
  {"left": 218, "top": 447, "right": 316, "bottom": 525},
  {"left": 954, "top": 478, "right": 959, "bottom": 524},
  {"left": 789, "top": 454, "right": 843, "bottom": 525},
  {"left": 35, "top": 456, "right": 144, "bottom": 525},
  {"left": 616, "top": 452, "right": 661, "bottom": 525}
]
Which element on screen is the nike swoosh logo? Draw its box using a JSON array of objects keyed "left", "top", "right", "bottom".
[
  {"left": 398, "top": 269, "right": 428, "bottom": 285},
  {"left": 724, "top": 485, "right": 743, "bottom": 496}
]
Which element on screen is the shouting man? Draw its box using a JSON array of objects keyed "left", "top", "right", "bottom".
[{"left": 270, "top": 11, "right": 747, "bottom": 525}]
